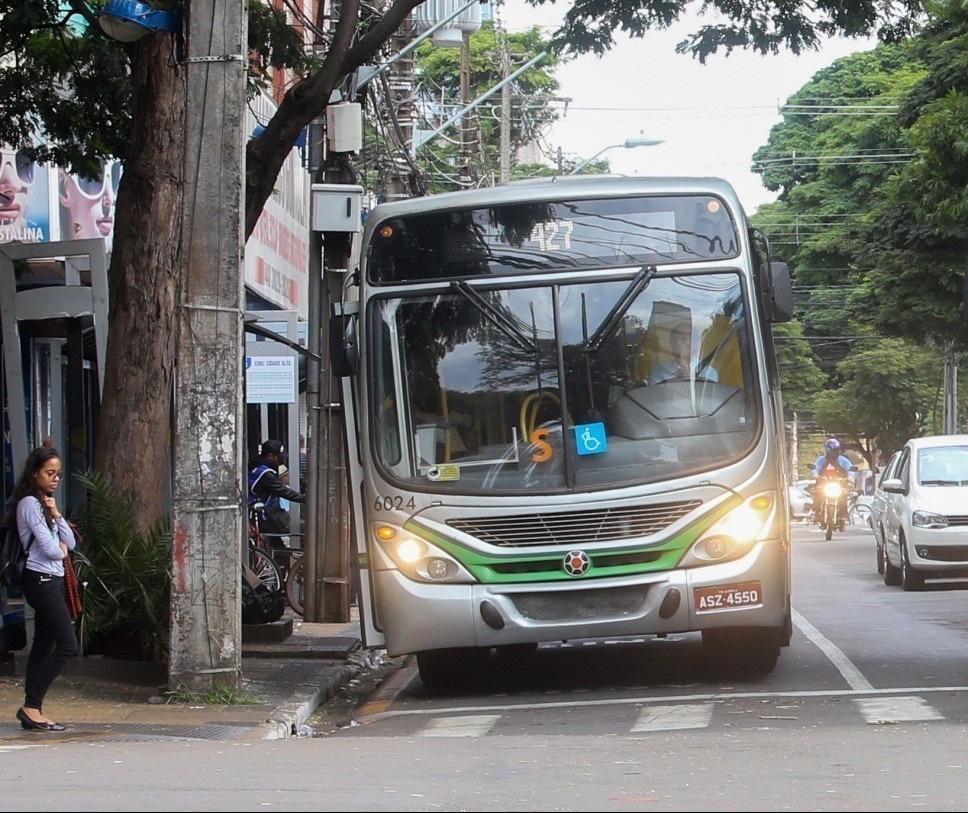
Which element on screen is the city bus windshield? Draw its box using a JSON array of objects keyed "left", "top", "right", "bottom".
[{"left": 370, "top": 269, "right": 759, "bottom": 494}]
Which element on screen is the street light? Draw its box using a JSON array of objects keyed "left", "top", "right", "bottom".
[
  {"left": 569, "top": 135, "right": 664, "bottom": 175},
  {"left": 98, "top": 0, "right": 181, "bottom": 42}
]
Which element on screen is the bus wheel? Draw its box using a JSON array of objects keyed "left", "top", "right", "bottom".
[
  {"left": 702, "top": 627, "right": 780, "bottom": 677},
  {"left": 416, "top": 647, "right": 490, "bottom": 691}
]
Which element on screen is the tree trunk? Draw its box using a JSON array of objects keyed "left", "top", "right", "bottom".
[{"left": 93, "top": 37, "right": 186, "bottom": 532}]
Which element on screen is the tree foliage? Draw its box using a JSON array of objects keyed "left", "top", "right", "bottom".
[
  {"left": 771, "top": 319, "right": 826, "bottom": 414},
  {"left": 854, "top": 2, "right": 968, "bottom": 349},
  {"left": 409, "top": 20, "right": 560, "bottom": 191},
  {"left": 527, "top": 0, "right": 923, "bottom": 60},
  {"left": 752, "top": 3, "right": 968, "bottom": 460},
  {"left": 810, "top": 338, "right": 940, "bottom": 461}
]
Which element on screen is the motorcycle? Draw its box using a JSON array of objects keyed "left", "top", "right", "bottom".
[{"left": 815, "top": 474, "right": 848, "bottom": 541}]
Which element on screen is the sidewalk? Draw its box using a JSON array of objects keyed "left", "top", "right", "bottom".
[{"left": 0, "top": 612, "right": 388, "bottom": 743}]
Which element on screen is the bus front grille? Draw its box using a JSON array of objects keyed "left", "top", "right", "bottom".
[
  {"left": 447, "top": 501, "right": 701, "bottom": 548},
  {"left": 510, "top": 586, "right": 647, "bottom": 622}
]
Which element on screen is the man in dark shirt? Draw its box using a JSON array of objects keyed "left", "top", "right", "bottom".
[{"left": 248, "top": 440, "right": 304, "bottom": 537}]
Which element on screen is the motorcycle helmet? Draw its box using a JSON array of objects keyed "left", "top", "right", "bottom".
[{"left": 824, "top": 438, "right": 841, "bottom": 451}]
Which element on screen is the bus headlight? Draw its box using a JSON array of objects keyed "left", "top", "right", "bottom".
[
  {"left": 373, "top": 523, "right": 475, "bottom": 584},
  {"left": 680, "top": 492, "right": 776, "bottom": 567}
]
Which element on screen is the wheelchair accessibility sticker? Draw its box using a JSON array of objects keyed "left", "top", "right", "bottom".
[{"left": 574, "top": 422, "right": 607, "bottom": 456}]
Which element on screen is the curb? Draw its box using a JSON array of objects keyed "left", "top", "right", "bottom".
[{"left": 261, "top": 662, "right": 360, "bottom": 739}]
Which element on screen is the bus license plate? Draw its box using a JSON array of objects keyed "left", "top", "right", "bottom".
[{"left": 694, "top": 582, "right": 762, "bottom": 611}]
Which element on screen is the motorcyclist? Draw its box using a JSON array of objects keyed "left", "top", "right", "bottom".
[{"left": 811, "top": 438, "right": 854, "bottom": 527}]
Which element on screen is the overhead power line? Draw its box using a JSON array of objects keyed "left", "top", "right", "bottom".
[{"left": 753, "top": 151, "right": 915, "bottom": 169}]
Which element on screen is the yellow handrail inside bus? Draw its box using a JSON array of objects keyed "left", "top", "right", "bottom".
[{"left": 519, "top": 390, "right": 563, "bottom": 441}]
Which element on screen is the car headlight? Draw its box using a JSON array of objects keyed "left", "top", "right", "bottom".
[
  {"left": 822, "top": 481, "right": 843, "bottom": 498},
  {"left": 912, "top": 511, "right": 948, "bottom": 529},
  {"left": 372, "top": 523, "right": 476, "bottom": 583},
  {"left": 681, "top": 492, "right": 777, "bottom": 567}
]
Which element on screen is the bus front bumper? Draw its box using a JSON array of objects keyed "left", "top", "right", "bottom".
[{"left": 371, "top": 539, "right": 788, "bottom": 657}]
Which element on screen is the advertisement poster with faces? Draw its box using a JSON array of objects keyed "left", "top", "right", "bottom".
[{"left": 1, "top": 144, "right": 120, "bottom": 254}]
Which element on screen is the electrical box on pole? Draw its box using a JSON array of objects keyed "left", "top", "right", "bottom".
[{"left": 311, "top": 185, "right": 363, "bottom": 232}]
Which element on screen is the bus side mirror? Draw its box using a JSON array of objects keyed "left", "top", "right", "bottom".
[
  {"left": 759, "top": 261, "right": 793, "bottom": 323},
  {"left": 329, "top": 314, "right": 358, "bottom": 376}
]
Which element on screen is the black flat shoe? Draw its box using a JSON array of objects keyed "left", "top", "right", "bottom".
[{"left": 16, "top": 708, "right": 65, "bottom": 732}]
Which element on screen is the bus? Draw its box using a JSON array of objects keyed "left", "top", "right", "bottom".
[{"left": 330, "top": 175, "right": 795, "bottom": 688}]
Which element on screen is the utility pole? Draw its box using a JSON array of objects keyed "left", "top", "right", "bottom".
[
  {"left": 944, "top": 341, "right": 958, "bottom": 433},
  {"left": 318, "top": 217, "right": 353, "bottom": 623},
  {"left": 308, "top": 157, "right": 356, "bottom": 624},
  {"left": 459, "top": 29, "right": 473, "bottom": 187},
  {"left": 384, "top": 15, "right": 416, "bottom": 201},
  {"left": 169, "top": 0, "right": 247, "bottom": 691},
  {"left": 499, "top": 35, "right": 511, "bottom": 185}
]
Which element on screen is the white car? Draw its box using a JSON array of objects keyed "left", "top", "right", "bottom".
[
  {"left": 881, "top": 435, "right": 968, "bottom": 590},
  {"left": 870, "top": 450, "right": 902, "bottom": 576},
  {"left": 787, "top": 480, "right": 814, "bottom": 521},
  {"left": 850, "top": 493, "right": 873, "bottom": 526}
]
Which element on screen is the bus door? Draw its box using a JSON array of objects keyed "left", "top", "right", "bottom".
[{"left": 332, "top": 301, "right": 386, "bottom": 649}]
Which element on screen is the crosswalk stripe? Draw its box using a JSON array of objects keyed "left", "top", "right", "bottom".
[
  {"left": 417, "top": 714, "right": 501, "bottom": 738},
  {"left": 853, "top": 695, "right": 944, "bottom": 724},
  {"left": 630, "top": 703, "right": 716, "bottom": 732}
]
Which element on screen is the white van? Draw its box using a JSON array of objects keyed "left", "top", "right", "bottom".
[{"left": 881, "top": 435, "right": 968, "bottom": 590}]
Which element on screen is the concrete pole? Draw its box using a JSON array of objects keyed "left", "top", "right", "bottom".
[
  {"left": 499, "top": 39, "right": 511, "bottom": 185},
  {"left": 385, "top": 15, "right": 415, "bottom": 201},
  {"left": 303, "top": 226, "right": 323, "bottom": 622},
  {"left": 459, "top": 30, "right": 473, "bottom": 187},
  {"left": 944, "top": 342, "right": 958, "bottom": 433},
  {"left": 169, "top": 0, "right": 248, "bottom": 691},
  {"left": 320, "top": 232, "right": 352, "bottom": 622}
]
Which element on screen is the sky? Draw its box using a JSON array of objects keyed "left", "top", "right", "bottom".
[{"left": 494, "top": 0, "right": 877, "bottom": 214}]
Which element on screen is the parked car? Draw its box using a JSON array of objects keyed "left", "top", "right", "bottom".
[
  {"left": 880, "top": 435, "right": 968, "bottom": 590},
  {"left": 870, "top": 450, "right": 902, "bottom": 575},
  {"left": 850, "top": 493, "right": 873, "bottom": 526},
  {"left": 788, "top": 479, "right": 815, "bottom": 522}
]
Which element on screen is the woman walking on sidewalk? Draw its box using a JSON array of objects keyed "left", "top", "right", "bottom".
[{"left": 10, "top": 446, "right": 79, "bottom": 732}]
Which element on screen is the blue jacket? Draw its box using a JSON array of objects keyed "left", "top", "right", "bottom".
[
  {"left": 814, "top": 453, "right": 852, "bottom": 478},
  {"left": 247, "top": 461, "right": 303, "bottom": 509}
]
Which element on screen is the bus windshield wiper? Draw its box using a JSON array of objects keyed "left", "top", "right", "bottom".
[
  {"left": 450, "top": 280, "right": 534, "bottom": 352},
  {"left": 585, "top": 265, "right": 657, "bottom": 353}
]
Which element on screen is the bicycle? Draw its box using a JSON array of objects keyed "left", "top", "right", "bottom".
[
  {"left": 265, "top": 532, "right": 305, "bottom": 616},
  {"left": 284, "top": 552, "right": 305, "bottom": 616},
  {"left": 247, "top": 504, "right": 283, "bottom": 594},
  {"left": 250, "top": 504, "right": 304, "bottom": 614}
]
